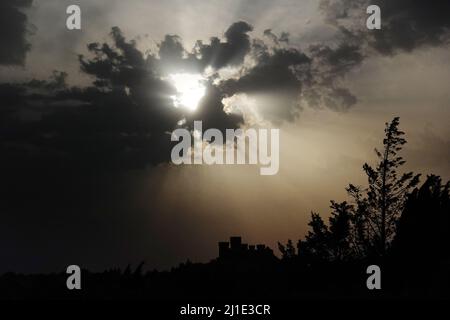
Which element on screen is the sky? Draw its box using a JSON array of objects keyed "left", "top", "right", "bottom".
[{"left": 0, "top": 0, "right": 449, "bottom": 273}]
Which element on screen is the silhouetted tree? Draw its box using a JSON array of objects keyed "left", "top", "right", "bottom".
[
  {"left": 390, "top": 175, "right": 450, "bottom": 296},
  {"left": 297, "top": 117, "right": 421, "bottom": 261},
  {"left": 346, "top": 117, "right": 420, "bottom": 257},
  {"left": 297, "top": 201, "right": 353, "bottom": 262},
  {"left": 328, "top": 201, "right": 353, "bottom": 261},
  {"left": 278, "top": 239, "right": 297, "bottom": 259},
  {"left": 393, "top": 174, "right": 450, "bottom": 261},
  {"left": 298, "top": 212, "right": 330, "bottom": 261}
]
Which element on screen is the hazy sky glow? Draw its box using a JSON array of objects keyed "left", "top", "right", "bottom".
[{"left": 1, "top": 0, "right": 449, "bottom": 273}]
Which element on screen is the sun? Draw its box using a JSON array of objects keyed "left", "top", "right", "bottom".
[{"left": 168, "top": 73, "right": 206, "bottom": 111}]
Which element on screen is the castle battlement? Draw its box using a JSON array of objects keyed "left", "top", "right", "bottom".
[{"left": 218, "top": 237, "right": 274, "bottom": 260}]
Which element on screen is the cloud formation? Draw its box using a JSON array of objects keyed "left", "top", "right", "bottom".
[
  {"left": 196, "top": 21, "right": 254, "bottom": 70},
  {"left": 320, "top": 0, "right": 450, "bottom": 55},
  {"left": 1, "top": 21, "right": 368, "bottom": 175},
  {"left": 2, "top": 2, "right": 449, "bottom": 177},
  {"left": 0, "top": 0, "right": 33, "bottom": 65}
]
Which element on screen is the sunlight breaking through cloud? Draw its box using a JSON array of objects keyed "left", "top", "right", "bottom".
[{"left": 168, "top": 73, "right": 206, "bottom": 111}]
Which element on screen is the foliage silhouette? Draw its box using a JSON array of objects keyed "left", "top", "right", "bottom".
[
  {"left": 349, "top": 117, "right": 421, "bottom": 256},
  {"left": 295, "top": 117, "right": 422, "bottom": 262},
  {"left": 389, "top": 175, "right": 450, "bottom": 294},
  {"left": 278, "top": 239, "right": 296, "bottom": 260}
]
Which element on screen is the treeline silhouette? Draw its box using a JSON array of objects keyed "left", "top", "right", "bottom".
[{"left": 1, "top": 117, "right": 449, "bottom": 300}]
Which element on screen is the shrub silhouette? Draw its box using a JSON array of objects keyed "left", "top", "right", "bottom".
[{"left": 389, "top": 175, "right": 450, "bottom": 294}]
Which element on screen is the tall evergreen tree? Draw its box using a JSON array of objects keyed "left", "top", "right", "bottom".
[
  {"left": 297, "top": 117, "right": 421, "bottom": 261},
  {"left": 346, "top": 117, "right": 420, "bottom": 256}
]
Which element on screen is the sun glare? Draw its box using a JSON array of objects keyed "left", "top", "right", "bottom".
[{"left": 169, "top": 73, "right": 206, "bottom": 111}]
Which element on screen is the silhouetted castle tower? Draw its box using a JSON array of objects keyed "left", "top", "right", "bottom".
[
  {"left": 219, "top": 241, "right": 230, "bottom": 258},
  {"left": 218, "top": 236, "right": 275, "bottom": 260}
]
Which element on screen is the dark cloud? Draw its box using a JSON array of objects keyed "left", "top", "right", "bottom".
[
  {"left": 218, "top": 27, "right": 364, "bottom": 119},
  {"left": 310, "top": 0, "right": 450, "bottom": 110},
  {"left": 320, "top": 0, "right": 450, "bottom": 55},
  {"left": 263, "top": 29, "right": 290, "bottom": 45},
  {"left": 155, "top": 34, "right": 203, "bottom": 74},
  {"left": 1, "top": 25, "right": 248, "bottom": 177},
  {"left": 0, "top": 21, "right": 365, "bottom": 173},
  {"left": 0, "top": 20, "right": 370, "bottom": 180},
  {"left": 195, "top": 21, "right": 253, "bottom": 69},
  {"left": 371, "top": 0, "right": 450, "bottom": 54},
  {"left": 309, "top": 43, "right": 363, "bottom": 82},
  {"left": 301, "top": 42, "right": 364, "bottom": 111},
  {"left": 0, "top": 0, "right": 33, "bottom": 65},
  {"left": 149, "top": 21, "right": 254, "bottom": 74},
  {"left": 221, "top": 43, "right": 310, "bottom": 122}
]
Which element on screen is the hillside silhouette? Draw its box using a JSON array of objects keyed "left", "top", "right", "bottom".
[{"left": 1, "top": 117, "right": 449, "bottom": 300}]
